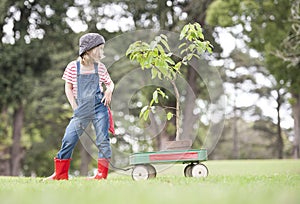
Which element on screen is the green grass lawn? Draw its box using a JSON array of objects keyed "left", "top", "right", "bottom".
[{"left": 0, "top": 160, "right": 299, "bottom": 204}]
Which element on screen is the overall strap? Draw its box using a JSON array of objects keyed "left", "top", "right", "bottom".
[
  {"left": 94, "top": 63, "right": 98, "bottom": 74},
  {"left": 76, "top": 61, "right": 81, "bottom": 76},
  {"left": 76, "top": 61, "right": 81, "bottom": 99}
]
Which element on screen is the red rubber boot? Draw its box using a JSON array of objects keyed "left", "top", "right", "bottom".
[
  {"left": 88, "top": 158, "right": 109, "bottom": 180},
  {"left": 44, "top": 158, "right": 71, "bottom": 180}
]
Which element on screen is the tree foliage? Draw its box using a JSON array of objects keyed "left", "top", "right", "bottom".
[
  {"left": 206, "top": 0, "right": 299, "bottom": 157},
  {"left": 207, "top": 0, "right": 297, "bottom": 89},
  {"left": 0, "top": 0, "right": 76, "bottom": 175},
  {"left": 126, "top": 22, "right": 212, "bottom": 140},
  {"left": 275, "top": 0, "right": 300, "bottom": 68}
]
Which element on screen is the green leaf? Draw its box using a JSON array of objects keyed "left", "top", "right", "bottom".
[
  {"left": 207, "top": 46, "right": 213, "bottom": 53},
  {"left": 180, "top": 24, "right": 189, "bottom": 40},
  {"left": 160, "top": 39, "right": 170, "bottom": 51},
  {"left": 153, "top": 48, "right": 158, "bottom": 57},
  {"left": 188, "top": 44, "right": 196, "bottom": 52},
  {"left": 178, "top": 42, "right": 186, "bottom": 49},
  {"left": 143, "top": 109, "right": 150, "bottom": 120},
  {"left": 192, "top": 53, "right": 201, "bottom": 59},
  {"left": 195, "top": 22, "right": 202, "bottom": 32},
  {"left": 125, "top": 49, "right": 131, "bottom": 56},
  {"left": 180, "top": 49, "right": 187, "bottom": 55},
  {"left": 167, "top": 112, "right": 173, "bottom": 120},
  {"left": 150, "top": 41, "right": 157, "bottom": 50},
  {"left": 155, "top": 36, "right": 161, "bottom": 42},
  {"left": 186, "top": 53, "right": 194, "bottom": 61},
  {"left": 195, "top": 23, "right": 204, "bottom": 40},
  {"left": 198, "top": 32, "right": 204, "bottom": 40},
  {"left": 140, "top": 106, "right": 149, "bottom": 118},
  {"left": 157, "top": 88, "right": 166, "bottom": 98},
  {"left": 165, "top": 57, "right": 175, "bottom": 65},
  {"left": 166, "top": 53, "right": 173, "bottom": 57},
  {"left": 157, "top": 44, "right": 165, "bottom": 55},
  {"left": 151, "top": 68, "right": 158, "bottom": 79},
  {"left": 157, "top": 62, "right": 169, "bottom": 76},
  {"left": 150, "top": 99, "right": 155, "bottom": 107},
  {"left": 160, "top": 34, "right": 168, "bottom": 41},
  {"left": 171, "top": 70, "right": 176, "bottom": 78},
  {"left": 153, "top": 90, "right": 158, "bottom": 103},
  {"left": 174, "top": 62, "right": 181, "bottom": 70},
  {"left": 157, "top": 72, "right": 162, "bottom": 80}
]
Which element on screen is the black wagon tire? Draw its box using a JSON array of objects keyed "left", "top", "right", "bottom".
[
  {"left": 184, "top": 164, "right": 194, "bottom": 177},
  {"left": 146, "top": 164, "right": 157, "bottom": 179}
]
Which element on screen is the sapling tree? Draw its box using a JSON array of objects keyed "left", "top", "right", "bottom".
[{"left": 126, "top": 23, "right": 212, "bottom": 140}]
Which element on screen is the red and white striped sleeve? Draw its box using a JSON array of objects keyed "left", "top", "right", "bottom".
[
  {"left": 98, "top": 63, "right": 112, "bottom": 86},
  {"left": 62, "top": 61, "right": 77, "bottom": 84}
]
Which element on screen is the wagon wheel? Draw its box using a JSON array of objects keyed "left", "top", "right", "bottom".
[
  {"left": 132, "top": 165, "right": 150, "bottom": 181},
  {"left": 184, "top": 164, "right": 194, "bottom": 177},
  {"left": 146, "top": 164, "right": 157, "bottom": 179},
  {"left": 191, "top": 163, "right": 208, "bottom": 178}
]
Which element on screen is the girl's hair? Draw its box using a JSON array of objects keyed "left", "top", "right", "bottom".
[{"left": 80, "top": 44, "right": 105, "bottom": 66}]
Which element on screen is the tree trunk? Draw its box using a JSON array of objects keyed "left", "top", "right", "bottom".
[
  {"left": 10, "top": 104, "right": 25, "bottom": 176},
  {"left": 181, "top": 65, "right": 199, "bottom": 142},
  {"left": 79, "top": 142, "right": 92, "bottom": 176},
  {"left": 0, "top": 148, "right": 10, "bottom": 176},
  {"left": 158, "top": 0, "right": 167, "bottom": 29},
  {"left": 233, "top": 114, "right": 239, "bottom": 159},
  {"left": 179, "top": 0, "right": 212, "bottom": 144},
  {"left": 0, "top": 107, "right": 10, "bottom": 175},
  {"left": 79, "top": 124, "right": 93, "bottom": 176},
  {"left": 149, "top": 112, "right": 162, "bottom": 150},
  {"left": 171, "top": 80, "right": 180, "bottom": 141},
  {"left": 233, "top": 85, "right": 239, "bottom": 159},
  {"left": 292, "top": 93, "right": 300, "bottom": 159},
  {"left": 276, "top": 89, "right": 283, "bottom": 159}
]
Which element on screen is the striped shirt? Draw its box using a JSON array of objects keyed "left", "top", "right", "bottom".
[{"left": 62, "top": 60, "right": 112, "bottom": 98}]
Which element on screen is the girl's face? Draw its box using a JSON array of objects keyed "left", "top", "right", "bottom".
[{"left": 89, "top": 44, "right": 105, "bottom": 62}]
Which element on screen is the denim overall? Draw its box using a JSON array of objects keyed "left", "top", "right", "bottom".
[{"left": 57, "top": 61, "right": 111, "bottom": 159}]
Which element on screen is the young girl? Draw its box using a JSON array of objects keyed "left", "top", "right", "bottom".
[{"left": 45, "top": 33, "right": 114, "bottom": 180}]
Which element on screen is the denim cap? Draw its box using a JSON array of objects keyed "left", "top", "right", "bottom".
[{"left": 79, "top": 33, "right": 105, "bottom": 56}]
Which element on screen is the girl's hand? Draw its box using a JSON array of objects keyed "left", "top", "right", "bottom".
[{"left": 101, "top": 89, "right": 112, "bottom": 106}]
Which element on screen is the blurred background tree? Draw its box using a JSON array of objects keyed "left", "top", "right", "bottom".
[
  {"left": 0, "top": 0, "right": 297, "bottom": 177},
  {"left": 206, "top": 0, "right": 299, "bottom": 158}
]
